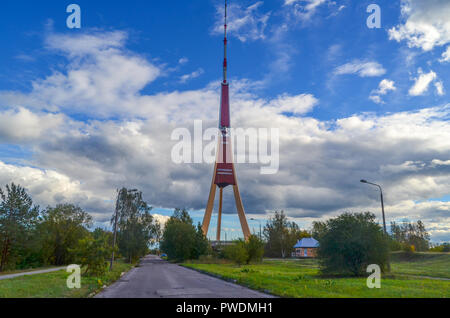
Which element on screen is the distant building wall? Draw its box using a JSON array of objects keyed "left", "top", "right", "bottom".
[{"left": 292, "top": 247, "right": 317, "bottom": 258}]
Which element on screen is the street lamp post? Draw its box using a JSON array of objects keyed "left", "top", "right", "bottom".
[
  {"left": 360, "top": 180, "right": 387, "bottom": 234},
  {"left": 250, "top": 218, "right": 262, "bottom": 240}
]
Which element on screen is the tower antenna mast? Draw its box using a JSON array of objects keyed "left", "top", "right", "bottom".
[
  {"left": 223, "top": 0, "right": 228, "bottom": 83},
  {"left": 202, "top": 0, "right": 251, "bottom": 241}
]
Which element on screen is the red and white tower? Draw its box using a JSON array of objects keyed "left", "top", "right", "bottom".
[{"left": 202, "top": 0, "right": 251, "bottom": 241}]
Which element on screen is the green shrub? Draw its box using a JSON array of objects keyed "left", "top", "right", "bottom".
[
  {"left": 71, "top": 231, "right": 112, "bottom": 276},
  {"left": 223, "top": 235, "right": 265, "bottom": 265},
  {"left": 318, "top": 212, "right": 390, "bottom": 276},
  {"left": 224, "top": 241, "right": 248, "bottom": 266}
]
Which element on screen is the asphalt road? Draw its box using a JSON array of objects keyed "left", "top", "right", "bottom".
[{"left": 96, "top": 255, "right": 274, "bottom": 298}]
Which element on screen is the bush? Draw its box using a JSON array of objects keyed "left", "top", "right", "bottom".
[
  {"left": 317, "top": 212, "right": 390, "bottom": 276},
  {"left": 71, "top": 230, "right": 112, "bottom": 276},
  {"left": 224, "top": 241, "right": 248, "bottom": 266},
  {"left": 246, "top": 235, "right": 264, "bottom": 263},
  {"left": 223, "top": 235, "right": 265, "bottom": 265}
]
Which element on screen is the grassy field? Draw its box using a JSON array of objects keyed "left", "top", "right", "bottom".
[
  {"left": 390, "top": 252, "right": 450, "bottom": 279},
  {"left": 0, "top": 261, "right": 134, "bottom": 298},
  {"left": 183, "top": 253, "right": 450, "bottom": 298}
]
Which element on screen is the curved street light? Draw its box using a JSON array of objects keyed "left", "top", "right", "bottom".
[{"left": 360, "top": 179, "right": 387, "bottom": 234}]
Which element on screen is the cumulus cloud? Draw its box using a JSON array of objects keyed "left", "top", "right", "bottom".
[
  {"left": 0, "top": 107, "right": 65, "bottom": 142},
  {"left": 334, "top": 60, "right": 386, "bottom": 77},
  {"left": 212, "top": 1, "right": 270, "bottom": 42},
  {"left": 0, "top": 31, "right": 162, "bottom": 118},
  {"left": 408, "top": 69, "right": 437, "bottom": 96},
  {"left": 389, "top": 0, "right": 450, "bottom": 51},
  {"left": 1, "top": 31, "right": 450, "bottom": 241},
  {"left": 369, "top": 79, "right": 396, "bottom": 104}
]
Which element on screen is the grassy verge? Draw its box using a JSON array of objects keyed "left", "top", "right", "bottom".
[
  {"left": 0, "top": 260, "right": 134, "bottom": 298},
  {"left": 182, "top": 259, "right": 449, "bottom": 298}
]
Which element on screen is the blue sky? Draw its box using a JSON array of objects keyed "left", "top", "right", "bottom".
[{"left": 0, "top": 0, "right": 449, "bottom": 242}]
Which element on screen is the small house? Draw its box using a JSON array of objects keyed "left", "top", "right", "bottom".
[{"left": 292, "top": 238, "right": 319, "bottom": 258}]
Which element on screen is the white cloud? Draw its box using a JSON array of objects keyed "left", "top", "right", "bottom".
[
  {"left": 334, "top": 60, "right": 386, "bottom": 77},
  {"left": 0, "top": 161, "right": 110, "bottom": 219},
  {"left": 435, "top": 81, "right": 445, "bottom": 96},
  {"left": 0, "top": 31, "right": 162, "bottom": 118},
  {"left": 440, "top": 46, "right": 450, "bottom": 63},
  {"left": 0, "top": 107, "right": 65, "bottom": 142},
  {"left": 369, "top": 79, "right": 396, "bottom": 104},
  {"left": 389, "top": 0, "right": 450, "bottom": 51},
  {"left": 284, "top": 0, "right": 328, "bottom": 21},
  {"left": 212, "top": 1, "right": 270, "bottom": 42},
  {"left": 432, "top": 159, "right": 450, "bottom": 166},
  {"left": 408, "top": 69, "right": 437, "bottom": 96},
  {"left": 267, "top": 93, "right": 318, "bottom": 115},
  {"left": 178, "top": 57, "right": 189, "bottom": 65},
  {"left": 179, "top": 68, "right": 204, "bottom": 83},
  {"left": 152, "top": 214, "right": 170, "bottom": 228}
]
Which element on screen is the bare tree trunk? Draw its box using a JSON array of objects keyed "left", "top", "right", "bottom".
[{"left": 0, "top": 237, "right": 10, "bottom": 272}]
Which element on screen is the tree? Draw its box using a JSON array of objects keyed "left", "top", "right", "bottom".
[
  {"left": 263, "top": 211, "right": 308, "bottom": 258},
  {"left": 311, "top": 221, "right": 327, "bottom": 241},
  {"left": 318, "top": 212, "right": 389, "bottom": 276},
  {"left": 390, "top": 220, "right": 430, "bottom": 252},
  {"left": 39, "top": 204, "right": 92, "bottom": 266},
  {"left": 113, "top": 188, "right": 160, "bottom": 263},
  {"left": 245, "top": 235, "right": 264, "bottom": 263},
  {"left": 0, "top": 183, "right": 39, "bottom": 271},
  {"left": 71, "top": 228, "right": 113, "bottom": 276},
  {"left": 160, "top": 209, "right": 209, "bottom": 261}
]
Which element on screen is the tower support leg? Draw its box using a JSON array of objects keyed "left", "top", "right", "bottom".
[
  {"left": 233, "top": 184, "right": 251, "bottom": 240},
  {"left": 216, "top": 188, "right": 223, "bottom": 241},
  {"left": 202, "top": 184, "right": 217, "bottom": 237}
]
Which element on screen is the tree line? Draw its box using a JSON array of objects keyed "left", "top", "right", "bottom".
[
  {"left": 0, "top": 183, "right": 160, "bottom": 275},
  {"left": 160, "top": 209, "right": 440, "bottom": 277}
]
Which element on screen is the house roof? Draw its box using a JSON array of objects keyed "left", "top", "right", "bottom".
[{"left": 294, "top": 237, "right": 319, "bottom": 248}]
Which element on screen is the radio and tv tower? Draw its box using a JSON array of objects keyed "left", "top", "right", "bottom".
[{"left": 202, "top": 0, "right": 251, "bottom": 241}]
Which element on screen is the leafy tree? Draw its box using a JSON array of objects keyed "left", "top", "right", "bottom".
[
  {"left": 71, "top": 228, "right": 113, "bottom": 276},
  {"left": 318, "top": 212, "right": 390, "bottom": 276},
  {"left": 311, "top": 221, "right": 327, "bottom": 241},
  {"left": 160, "top": 209, "right": 209, "bottom": 261},
  {"left": 245, "top": 235, "right": 264, "bottom": 263},
  {"left": 263, "top": 211, "right": 308, "bottom": 258},
  {"left": 39, "top": 204, "right": 92, "bottom": 265},
  {"left": 113, "top": 188, "right": 160, "bottom": 263},
  {"left": 390, "top": 220, "right": 430, "bottom": 251},
  {"left": 0, "top": 183, "right": 39, "bottom": 271}
]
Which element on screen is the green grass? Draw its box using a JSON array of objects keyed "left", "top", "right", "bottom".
[
  {"left": 183, "top": 257, "right": 450, "bottom": 298},
  {"left": 390, "top": 252, "right": 450, "bottom": 279},
  {"left": 0, "top": 261, "right": 134, "bottom": 298}
]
